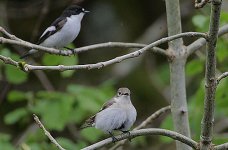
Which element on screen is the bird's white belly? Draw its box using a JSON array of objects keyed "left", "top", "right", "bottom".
[
  {"left": 122, "top": 106, "right": 137, "bottom": 131},
  {"left": 95, "top": 108, "right": 127, "bottom": 133},
  {"left": 41, "top": 16, "right": 81, "bottom": 48}
]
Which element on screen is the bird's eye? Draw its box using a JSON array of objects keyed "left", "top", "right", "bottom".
[
  {"left": 118, "top": 92, "right": 121, "bottom": 96},
  {"left": 82, "top": 8, "right": 85, "bottom": 12}
]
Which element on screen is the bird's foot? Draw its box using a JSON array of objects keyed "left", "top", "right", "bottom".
[
  {"left": 121, "top": 130, "right": 132, "bottom": 142},
  {"left": 109, "top": 132, "right": 118, "bottom": 143},
  {"left": 111, "top": 136, "right": 118, "bottom": 143},
  {"left": 64, "top": 47, "right": 76, "bottom": 56}
]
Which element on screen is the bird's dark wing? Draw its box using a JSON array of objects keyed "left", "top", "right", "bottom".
[
  {"left": 80, "top": 115, "right": 96, "bottom": 129},
  {"left": 80, "top": 98, "right": 116, "bottom": 129},
  {"left": 36, "top": 17, "right": 67, "bottom": 45},
  {"left": 100, "top": 98, "right": 116, "bottom": 111}
]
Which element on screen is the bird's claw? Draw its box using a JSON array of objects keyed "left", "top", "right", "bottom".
[
  {"left": 122, "top": 130, "right": 132, "bottom": 142},
  {"left": 64, "top": 47, "right": 76, "bottom": 56},
  {"left": 109, "top": 132, "right": 118, "bottom": 143},
  {"left": 111, "top": 136, "right": 118, "bottom": 143}
]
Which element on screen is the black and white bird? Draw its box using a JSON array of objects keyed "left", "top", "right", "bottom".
[
  {"left": 20, "top": 5, "right": 89, "bottom": 59},
  {"left": 81, "top": 87, "right": 137, "bottom": 142}
]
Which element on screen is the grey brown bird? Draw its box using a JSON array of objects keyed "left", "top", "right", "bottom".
[{"left": 81, "top": 87, "right": 137, "bottom": 142}]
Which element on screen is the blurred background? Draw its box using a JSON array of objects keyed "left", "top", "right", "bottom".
[{"left": 0, "top": 0, "right": 227, "bottom": 149}]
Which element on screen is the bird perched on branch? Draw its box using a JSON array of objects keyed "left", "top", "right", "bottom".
[
  {"left": 20, "top": 5, "right": 89, "bottom": 59},
  {"left": 81, "top": 87, "right": 137, "bottom": 142}
]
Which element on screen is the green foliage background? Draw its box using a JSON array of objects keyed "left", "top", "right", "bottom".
[{"left": 0, "top": 1, "right": 227, "bottom": 150}]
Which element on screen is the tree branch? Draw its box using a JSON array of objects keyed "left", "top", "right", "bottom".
[
  {"left": 110, "top": 106, "right": 171, "bottom": 150},
  {"left": 0, "top": 54, "right": 19, "bottom": 67},
  {"left": 165, "top": 0, "right": 192, "bottom": 150},
  {"left": 214, "top": 143, "right": 228, "bottom": 150},
  {"left": 0, "top": 26, "right": 167, "bottom": 56},
  {"left": 216, "top": 72, "right": 228, "bottom": 85},
  {"left": 0, "top": 26, "right": 22, "bottom": 41},
  {"left": 200, "top": 0, "right": 222, "bottom": 149},
  {"left": 33, "top": 114, "right": 65, "bottom": 150},
  {"left": 0, "top": 32, "right": 207, "bottom": 72},
  {"left": 81, "top": 128, "right": 198, "bottom": 150},
  {"left": 195, "top": 0, "right": 209, "bottom": 8},
  {"left": 187, "top": 24, "right": 228, "bottom": 57}
]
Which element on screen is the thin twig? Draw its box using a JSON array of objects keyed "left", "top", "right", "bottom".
[
  {"left": 110, "top": 106, "right": 171, "bottom": 150},
  {"left": 187, "top": 24, "right": 228, "bottom": 57},
  {"left": 195, "top": 0, "right": 209, "bottom": 8},
  {"left": 0, "top": 26, "right": 167, "bottom": 56},
  {"left": 217, "top": 72, "right": 228, "bottom": 85},
  {"left": 33, "top": 114, "right": 65, "bottom": 150},
  {"left": 0, "top": 26, "right": 21, "bottom": 41},
  {"left": 0, "top": 32, "right": 207, "bottom": 72},
  {"left": 200, "top": 0, "right": 222, "bottom": 149},
  {"left": 81, "top": 128, "right": 198, "bottom": 150},
  {"left": 214, "top": 143, "right": 228, "bottom": 150},
  {"left": 0, "top": 26, "right": 207, "bottom": 57},
  {"left": 0, "top": 55, "right": 19, "bottom": 67}
]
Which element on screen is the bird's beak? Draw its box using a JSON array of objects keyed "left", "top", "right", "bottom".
[{"left": 83, "top": 10, "right": 90, "bottom": 13}]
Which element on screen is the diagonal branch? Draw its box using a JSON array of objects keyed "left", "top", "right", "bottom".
[
  {"left": 0, "top": 32, "right": 207, "bottom": 71},
  {"left": 216, "top": 72, "right": 228, "bottom": 85},
  {"left": 110, "top": 106, "right": 171, "bottom": 150},
  {"left": 0, "top": 26, "right": 167, "bottom": 56},
  {"left": 33, "top": 114, "right": 65, "bottom": 150},
  {"left": 0, "top": 54, "right": 19, "bottom": 67},
  {"left": 187, "top": 24, "right": 228, "bottom": 57},
  {"left": 81, "top": 128, "right": 199, "bottom": 150},
  {"left": 0, "top": 36, "right": 167, "bottom": 57},
  {"left": 195, "top": 0, "right": 209, "bottom": 8},
  {"left": 214, "top": 143, "right": 228, "bottom": 150},
  {"left": 0, "top": 26, "right": 22, "bottom": 41}
]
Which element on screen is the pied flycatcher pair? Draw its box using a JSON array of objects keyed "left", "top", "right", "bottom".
[{"left": 20, "top": 5, "right": 89, "bottom": 59}]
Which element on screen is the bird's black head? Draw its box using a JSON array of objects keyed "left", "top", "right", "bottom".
[{"left": 62, "top": 5, "right": 89, "bottom": 17}]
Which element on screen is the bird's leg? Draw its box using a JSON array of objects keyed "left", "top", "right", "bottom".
[
  {"left": 121, "top": 130, "right": 132, "bottom": 142},
  {"left": 64, "top": 47, "right": 76, "bottom": 56},
  {"left": 109, "top": 132, "right": 118, "bottom": 143}
]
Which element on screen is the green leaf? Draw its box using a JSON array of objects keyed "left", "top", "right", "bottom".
[
  {"left": 0, "top": 133, "right": 11, "bottom": 142},
  {"left": 7, "top": 90, "right": 26, "bottom": 102},
  {"left": 32, "top": 92, "right": 75, "bottom": 130},
  {"left": 5, "top": 65, "right": 28, "bottom": 84},
  {"left": 220, "top": 12, "right": 228, "bottom": 25},
  {"left": 0, "top": 142, "right": 15, "bottom": 150},
  {"left": 65, "top": 43, "right": 76, "bottom": 49},
  {"left": 188, "top": 82, "right": 204, "bottom": 140},
  {"left": 160, "top": 115, "right": 173, "bottom": 143},
  {"left": 217, "top": 39, "right": 228, "bottom": 62},
  {"left": 60, "top": 56, "right": 78, "bottom": 78},
  {"left": 186, "top": 59, "right": 204, "bottom": 77},
  {"left": 4, "top": 108, "right": 28, "bottom": 124},
  {"left": 192, "top": 15, "right": 208, "bottom": 30},
  {"left": 67, "top": 85, "right": 110, "bottom": 112},
  {"left": 68, "top": 106, "right": 87, "bottom": 123},
  {"left": 0, "top": 48, "right": 11, "bottom": 57},
  {"left": 216, "top": 79, "right": 228, "bottom": 116},
  {"left": 56, "top": 137, "right": 86, "bottom": 150},
  {"left": 80, "top": 128, "right": 103, "bottom": 142},
  {"left": 0, "top": 133, "right": 15, "bottom": 150},
  {"left": 42, "top": 54, "right": 63, "bottom": 66}
]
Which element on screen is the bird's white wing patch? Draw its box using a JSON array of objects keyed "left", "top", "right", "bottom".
[{"left": 40, "top": 26, "right": 56, "bottom": 39}]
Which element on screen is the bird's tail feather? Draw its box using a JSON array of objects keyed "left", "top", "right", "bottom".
[
  {"left": 20, "top": 49, "right": 38, "bottom": 59},
  {"left": 20, "top": 52, "right": 32, "bottom": 59}
]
